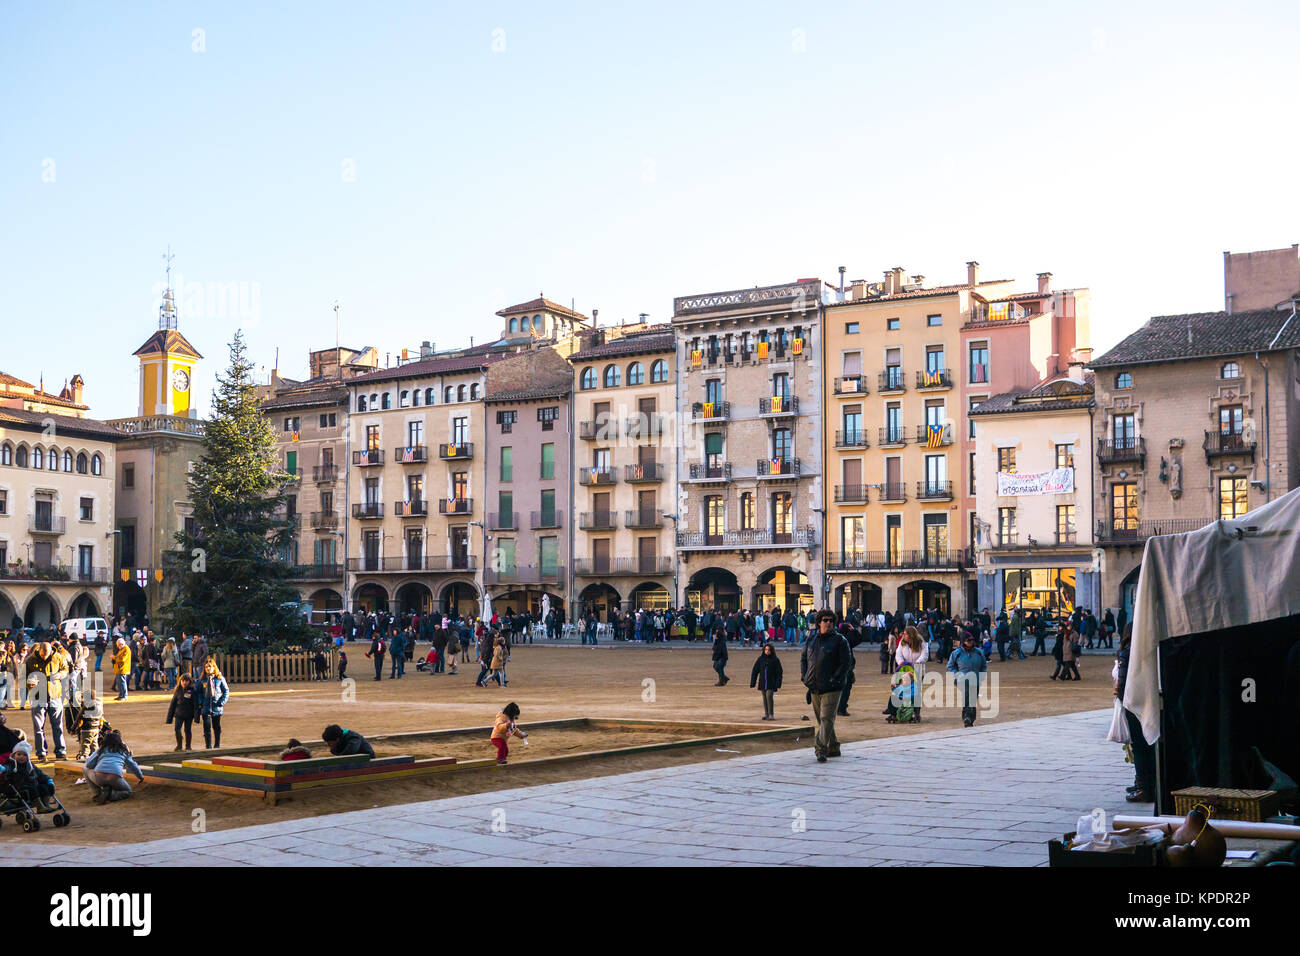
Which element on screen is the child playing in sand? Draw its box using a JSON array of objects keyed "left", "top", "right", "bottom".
[
  {"left": 490, "top": 702, "right": 527, "bottom": 765},
  {"left": 280, "top": 738, "right": 312, "bottom": 761}
]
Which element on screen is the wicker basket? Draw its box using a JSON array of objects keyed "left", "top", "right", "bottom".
[{"left": 1172, "top": 787, "right": 1279, "bottom": 822}]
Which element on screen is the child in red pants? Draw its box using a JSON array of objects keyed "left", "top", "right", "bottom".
[{"left": 490, "top": 702, "right": 527, "bottom": 764}]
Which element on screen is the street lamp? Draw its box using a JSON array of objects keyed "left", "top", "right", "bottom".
[{"left": 662, "top": 513, "right": 679, "bottom": 608}]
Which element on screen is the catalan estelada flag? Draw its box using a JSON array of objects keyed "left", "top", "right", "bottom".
[
  {"left": 922, "top": 369, "right": 941, "bottom": 387},
  {"left": 926, "top": 424, "right": 944, "bottom": 448},
  {"left": 792, "top": 338, "right": 803, "bottom": 355},
  {"left": 691, "top": 350, "right": 702, "bottom": 367},
  {"left": 757, "top": 341, "right": 769, "bottom": 359}
]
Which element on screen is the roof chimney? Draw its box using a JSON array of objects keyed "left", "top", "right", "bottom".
[
  {"left": 966, "top": 261, "right": 980, "bottom": 287},
  {"left": 70, "top": 374, "right": 84, "bottom": 405},
  {"left": 1225, "top": 292, "right": 1234, "bottom": 315},
  {"left": 1037, "top": 272, "right": 1052, "bottom": 295},
  {"left": 592, "top": 308, "right": 599, "bottom": 326},
  {"left": 837, "top": 266, "right": 846, "bottom": 297},
  {"left": 850, "top": 279, "right": 867, "bottom": 300}
]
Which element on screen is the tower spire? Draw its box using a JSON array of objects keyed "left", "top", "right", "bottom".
[{"left": 159, "top": 245, "right": 178, "bottom": 330}]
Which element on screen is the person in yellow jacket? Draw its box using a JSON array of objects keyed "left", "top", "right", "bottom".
[
  {"left": 23, "top": 642, "right": 69, "bottom": 761},
  {"left": 490, "top": 702, "right": 527, "bottom": 765},
  {"left": 111, "top": 638, "right": 132, "bottom": 701}
]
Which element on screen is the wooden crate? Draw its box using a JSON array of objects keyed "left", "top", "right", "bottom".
[{"left": 1172, "top": 787, "right": 1279, "bottom": 823}]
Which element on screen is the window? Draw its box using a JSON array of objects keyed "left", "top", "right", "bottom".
[
  {"left": 705, "top": 496, "right": 725, "bottom": 539},
  {"left": 842, "top": 406, "right": 862, "bottom": 443},
  {"left": 283, "top": 416, "right": 299, "bottom": 432},
  {"left": 0, "top": 444, "right": 10, "bottom": 466},
  {"left": 771, "top": 493, "right": 793, "bottom": 541},
  {"left": 998, "top": 507, "right": 1017, "bottom": 545},
  {"left": 1221, "top": 361, "right": 1240, "bottom": 379},
  {"left": 425, "top": 388, "right": 436, "bottom": 405},
  {"left": 32, "top": 447, "right": 43, "bottom": 470},
  {"left": 76, "top": 452, "right": 87, "bottom": 474},
  {"left": 500, "top": 447, "right": 513, "bottom": 482},
  {"left": 1113, "top": 413, "right": 1136, "bottom": 447},
  {"left": 498, "top": 491, "right": 513, "bottom": 524},
  {"left": 509, "top": 318, "right": 518, "bottom": 333},
  {"left": 627, "top": 362, "right": 644, "bottom": 385},
  {"left": 969, "top": 452, "right": 977, "bottom": 496},
  {"left": 885, "top": 404, "right": 902, "bottom": 443},
  {"left": 580, "top": 367, "right": 596, "bottom": 390},
  {"left": 452, "top": 417, "right": 468, "bottom": 445},
  {"left": 121, "top": 526, "right": 136, "bottom": 567},
  {"left": 533, "top": 315, "right": 542, "bottom": 331},
  {"left": 845, "top": 322, "right": 860, "bottom": 335},
  {"left": 1056, "top": 443, "right": 1075, "bottom": 469},
  {"left": 1115, "top": 372, "right": 1133, "bottom": 389},
  {"left": 968, "top": 397, "right": 984, "bottom": 438},
  {"left": 123, "top": 463, "right": 134, "bottom": 488},
  {"left": 538, "top": 406, "right": 558, "bottom": 430},
  {"left": 887, "top": 318, "right": 900, "bottom": 331},
  {"left": 924, "top": 513, "right": 948, "bottom": 560},
  {"left": 357, "top": 395, "right": 367, "bottom": 412},
  {"left": 1111, "top": 482, "right": 1138, "bottom": 531},
  {"left": 470, "top": 383, "right": 479, "bottom": 400},
  {"left": 924, "top": 454, "right": 946, "bottom": 492},
  {"left": 772, "top": 372, "right": 790, "bottom": 401},
  {"left": 772, "top": 428, "right": 792, "bottom": 461},
  {"left": 540, "top": 489, "right": 556, "bottom": 522},
  {"left": 925, "top": 346, "right": 944, "bottom": 373},
  {"left": 1219, "top": 405, "right": 1243, "bottom": 435},
  {"left": 0, "top": 490, "right": 6, "bottom": 515},
  {"left": 969, "top": 344, "right": 989, "bottom": 383},
  {"left": 884, "top": 348, "right": 902, "bottom": 389},
  {"left": 406, "top": 420, "right": 423, "bottom": 449},
  {"left": 740, "top": 492, "right": 755, "bottom": 530},
  {"left": 456, "top": 385, "right": 465, "bottom": 402},
  {"left": 63, "top": 450, "right": 73, "bottom": 471},
  {"left": 365, "top": 425, "right": 380, "bottom": 451},
  {"left": 444, "top": 387, "right": 453, "bottom": 403},
  {"left": 1056, "top": 505, "right": 1076, "bottom": 544},
  {"left": 650, "top": 359, "right": 668, "bottom": 383},
  {"left": 399, "top": 390, "right": 409, "bottom": 408},
  {"left": 927, "top": 314, "right": 942, "bottom": 326},
  {"left": 705, "top": 379, "right": 722, "bottom": 405},
  {"left": 1219, "top": 477, "right": 1248, "bottom": 519},
  {"left": 538, "top": 536, "right": 559, "bottom": 575},
  {"left": 998, "top": 447, "right": 1016, "bottom": 474},
  {"left": 15, "top": 446, "right": 27, "bottom": 468},
  {"left": 540, "top": 443, "right": 555, "bottom": 479},
  {"left": 497, "top": 410, "right": 517, "bottom": 433},
  {"left": 841, "top": 516, "right": 865, "bottom": 561},
  {"left": 603, "top": 365, "right": 621, "bottom": 388},
  {"left": 705, "top": 433, "right": 723, "bottom": 470},
  {"left": 381, "top": 393, "right": 392, "bottom": 409},
  {"left": 411, "top": 389, "right": 421, "bottom": 406},
  {"left": 319, "top": 413, "right": 337, "bottom": 428}
]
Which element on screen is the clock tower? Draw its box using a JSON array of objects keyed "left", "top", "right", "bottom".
[{"left": 133, "top": 285, "right": 203, "bottom": 417}]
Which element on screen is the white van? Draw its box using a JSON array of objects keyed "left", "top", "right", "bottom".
[{"left": 59, "top": 617, "right": 109, "bottom": 647}]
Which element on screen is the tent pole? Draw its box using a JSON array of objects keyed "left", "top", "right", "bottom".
[{"left": 1154, "top": 641, "right": 1166, "bottom": 815}]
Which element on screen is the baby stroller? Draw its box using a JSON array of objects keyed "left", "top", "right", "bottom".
[
  {"left": 886, "top": 664, "right": 920, "bottom": 724},
  {"left": 0, "top": 777, "right": 71, "bottom": 831}
]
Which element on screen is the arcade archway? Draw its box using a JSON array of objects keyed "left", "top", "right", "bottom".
[
  {"left": 67, "top": 591, "right": 101, "bottom": 619},
  {"left": 686, "top": 567, "right": 740, "bottom": 613},
  {"left": 24, "top": 591, "right": 59, "bottom": 628},
  {"left": 754, "top": 566, "right": 814, "bottom": 615},
  {"left": 578, "top": 583, "right": 620, "bottom": 620},
  {"left": 440, "top": 581, "right": 478, "bottom": 618},
  {"left": 835, "top": 581, "right": 882, "bottom": 616},
  {"left": 630, "top": 582, "right": 670, "bottom": 611},
  {"left": 353, "top": 583, "right": 390, "bottom": 614},
  {"left": 898, "top": 580, "right": 951, "bottom": 616},
  {"left": 395, "top": 581, "right": 434, "bottom": 614}
]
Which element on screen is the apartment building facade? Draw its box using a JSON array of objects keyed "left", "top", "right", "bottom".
[
  {"left": 672, "top": 279, "right": 824, "bottom": 614},
  {"left": 568, "top": 325, "right": 676, "bottom": 617},
  {"left": 1089, "top": 306, "right": 1300, "bottom": 620},
  {"left": 344, "top": 353, "right": 503, "bottom": 618},
  {"left": 482, "top": 348, "right": 572, "bottom": 618},
  {"left": 969, "top": 368, "right": 1098, "bottom": 618}
]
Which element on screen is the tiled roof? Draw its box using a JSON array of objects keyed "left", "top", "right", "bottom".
[
  {"left": 485, "top": 382, "right": 571, "bottom": 403},
  {"left": 970, "top": 375, "right": 1095, "bottom": 416},
  {"left": 1090, "top": 308, "right": 1300, "bottom": 368},
  {"left": 982, "top": 291, "right": 1050, "bottom": 303},
  {"left": 345, "top": 353, "right": 505, "bottom": 387},
  {"left": 496, "top": 297, "right": 590, "bottom": 323},
  {"left": 261, "top": 387, "right": 349, "bottom": 411},
  {"left": 825, "top": 280, "right": 1013, "bottom": 308},
  {"left": 133, "top": 328, "right": 203, "bottom": 360},
  {"left": 569, "top": 329, "right": 674, "bottom": 361},
  {"left": 0, "top": 407, "right": 126, "bottom": 440}
]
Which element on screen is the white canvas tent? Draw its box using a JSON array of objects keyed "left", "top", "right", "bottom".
[{"left": 1125, "top": 485, "right": 1300, "bottom": 745}]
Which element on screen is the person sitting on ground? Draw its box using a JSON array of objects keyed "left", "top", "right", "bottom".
[
  {"left": 0, "top": 712, "right": 26, "bottom": 762},
  {"left": 82, "top": 731, "right": 144, "bottom": 805},
  {"left": 280, "top": 738, "right": 312, "bottom": 761},
  {"left": 321, "top": 724, "right": 375, "bottom": 758},
  {"left": 1, "top": 740, "right": 57, "bottom": 810},
  {"left": 416, "top": 646, "right": 439, "bottom": 672},
  {"left": 490, "top": 702, "right": 527, "bottom": 765}
]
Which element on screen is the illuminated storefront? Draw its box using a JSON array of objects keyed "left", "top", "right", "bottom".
[{"left": 1002, "top": 567, "right": 1076, "bottom": 614}]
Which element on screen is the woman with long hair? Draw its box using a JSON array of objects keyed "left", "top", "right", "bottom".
[
  {"left": 195, "top": 659, "right": 230, "bottom": 749},
  {"left": 885, "top": 625, "right": 928, "bottom": 723},
  {"left": 165, "top": 672, "right": 198, "bottom": 751},
  {"left": 83, "top": 730, "right": 144, "bottom": 805}
]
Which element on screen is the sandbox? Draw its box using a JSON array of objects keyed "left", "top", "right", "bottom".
[{"left": 55, "top": 718, "right": 797, "bottom": 805}]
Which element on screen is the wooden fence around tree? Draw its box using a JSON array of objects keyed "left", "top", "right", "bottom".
[{"left": 211, "top": 646, "right": 339, "bottom": 684}]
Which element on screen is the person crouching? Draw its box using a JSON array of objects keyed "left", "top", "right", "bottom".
[{"left": 83, "top": 731, "right": 145, "bottom": 805}]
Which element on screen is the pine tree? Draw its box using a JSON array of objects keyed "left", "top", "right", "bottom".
[{"left": 161, "top": 330, "right": 314, "bottom": 650}]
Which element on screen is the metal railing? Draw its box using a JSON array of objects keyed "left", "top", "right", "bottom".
[
  {"left": 578, "top": 511, "right": 617, "bottom": 531},
  {"left": 393, "top": 446, "right": 427, "bottom": 464},
  {"left": 578, "top": 468, "right": 617, "bottom": 486},
  {"left": 826, "top": 549, "right": 969, "bottom": 571},
  {"left": 439, "top": 442, "right": 474, "bottom": 460},
  {"left": 482, "top": 565, "right": 565, "bottom": 585},
  {"left": 1098, "top": 437, "right": 1145, "bottom": 464},
  {"left": 573, "top": 556, "right": 672, "bottom": 576},
  {"left": 916, "top": 480, "right": 954, "bottom": 499},
  {"left": 1203, "top": 430, "right": 1256, "bottom": 460},
  {"left": 833, "top": 375, "right": 866, "bottom": 395},
  {"left": 835, "top": 429, "right": 868, "bottom": 448},
  {"left": 1097, "top": 517, "right": 1215, "bottom": 543},
  {"left": 310, "top": 510, "right": 339, "bottom": 530},
  {"left": 757, "top": 457, "right": 800, "bottom": 477},
  {"left": 691, "top": 400, "right": 730, "bottom": 421},
  {"left": 530, "top": 510, "right": 563, "bottom": 529},
  {"left": 348, "top": 555, "right": 479, "bottom": 573},
  {"left": 624, "top": 414, "right": 665, "bottom": 438},
  {"left": 917, "top": 424, "right": 953, "bottom": 446},
  {"left": 437, "top": 498, "right": 473, "bottom": 515},
  {"left": 624, "top": 509, "right": 662, "bottom": 529},
  {"left": 28, "top": 514, "right": 66, "bottom": 534},
  {"left": 394, "top": 500, "right": 428, "bottom": 517},
  {"left": 352, "top": 502, "right": 384, "bottom": 518},
  {"left": 488, "top": 512, "right": 517, "bottom": 530},
  {"left": 353, "top": 449, "right": 384, "bottom": 466},
  {"left": 312, "top": 464, "right": 338, "bottom": 482},
  {"left": 879, "top": 370, "right": 906, "bottom": 392},
  {"left": 579, "top": 419, "right": 618, "bottom": 441},
  {"left": 624, "top": 462, "right": 663, "bottom": 482},
  {"left": 108, "top": 414, "right": 206, "bottom": 437},
  {"left": 677, "top": 527, "right": 817, "bottom": 549},
  {"left": 878, "top": 426, "right": 909, "bottom": 446},
  {"left": 878, "top": 482, "right": 907, "bottom": 502},
  {"left": 688, "top": 463, "right": 731, "bottom": 481},
  {"left": 834, "top": 484, "right": 868, "bottom": 503},
  {"left": 288, "top": 563, "right": 344, "bottom": 579},
  {"left": 916, "top": 368, "right": 952, "bottom": 389},
  {"left": 758, "top": 396, "right": 798, "bottom": 415}
]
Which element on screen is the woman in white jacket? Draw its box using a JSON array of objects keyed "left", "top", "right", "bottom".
[{"left": 886, "top": 625, "right": 929, "bottom": 721}]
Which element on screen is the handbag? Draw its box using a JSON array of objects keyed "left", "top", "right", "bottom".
[{"left": 1106, "top": 699, "right": 1130, "bottom": 744}]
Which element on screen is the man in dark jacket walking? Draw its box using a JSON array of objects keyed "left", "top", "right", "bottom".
[
  {"left": 711, "top": 631, "right": 729, "bottom": 685},
  {"left": 800, "top": 611, "right": 852, "bottom": 762}
]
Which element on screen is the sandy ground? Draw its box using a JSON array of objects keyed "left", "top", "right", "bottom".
[{"left": 4, "top": 644, "right": 1112, "bottom": 846}]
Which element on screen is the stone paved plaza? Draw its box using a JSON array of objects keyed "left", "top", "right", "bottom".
[{"left": 4, "top": 708, "right": 1132, "bottom": 866}]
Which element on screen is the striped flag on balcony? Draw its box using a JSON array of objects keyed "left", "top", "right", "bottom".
[
  {"left": 925, "top": 424, "right": 944, "bottom": 448},
  {"left": 792, "top": 338, "right": 803, "bottom": 355},
  {"left": 691, "top": 350, "right": 702, "bottom": 367},
  {"left": 922, "top": 369, "right": 941, "bottom": 387}
]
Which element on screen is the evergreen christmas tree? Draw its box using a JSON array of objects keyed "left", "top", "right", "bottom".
[{"left": 161, "top": 330, "right": 314, "bottom": 650}]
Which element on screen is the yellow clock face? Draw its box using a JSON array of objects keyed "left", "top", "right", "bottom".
[{"left": 172, "top": 368, "right": 190, "bottom": 392}]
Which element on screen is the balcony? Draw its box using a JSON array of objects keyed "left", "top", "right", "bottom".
[
  {"left": 757, "top": 457, "right": 800, "bottom": 478},
  {"left": 758, "top": 396, "right": 798, "bottom": 416},
  {"left": 393, "top": 446, "right": 427, "bottom": 464},
  {"left": 687, "top": 463, "right": 731, "bottom": 482},
  {"left": 916, "top": 424, "right": 953, "bottom": 446},
  {"left": 348, "top": 555, "right": 479, "bottom": 573},
  {"left": 578, "top": 511, "right": 617, "bottom": 531},
  {"left": 834, "top": 484, "right": 868, "bottom": 504},
  {"left": 690, "top": 401, "right": 730, "bottom": 422},
  {"left": 352, "top": 502, "right": 384, "bottom": 519},
  {"left": 483, "top": 565, "right": 565, "bottom": 586},
  {"left": 833, "top": 375, "right": 867, "bottom": 396},
  {"left": 916, "top": 368, "right": 953, "bottom": 390},
  {"left": 0, "top": 563, "right": 72, "bottom": 583},
  {"left": 916, "top": 480, "right": 954, "bottom": 500},
  {"left": 878, "top": 482, "right": 908, "bottom": 503},
  {"left": 826, "top": 549, "right": 969, "bottom": 572},
  {"left": 438, "top": 498, "right": 473, "bottom": 515},
  {"left": 624, "top": 462, "right": 664, "bottom": 483},
  {"left": 309, "top": 511, "right": 339, "bottom": 531},
  {"left": 353, "top": 449, "right": 383, "bottom": 466},
  {"left": 574, "top": 556, "right": 672, "bottom": 576},
  {"left": 578, "top": 468, "right": 617, "bottom": 486},
  {"left": 439, "top": 442, "right": 473, "bottom": 460},
  {"left": 579, "top": 419, "right": 618, "bottom": 441},
  {"left": 28, "top": 514, "right": 66, "bottom": 535},
  {"left": 1098, "top": 437, "right": 1145, "bottom": 466},
  {"left": 1097, "top": 517, "right": 1215, "bottom": 545},
  {"left": 624, "top": 509, "right": 663, "bottom": 529},
  {"left": 878, "top": 426, "right": 909, "bottom": 447},
  {"left": 530, "top": 510, "right": 563, "bottom": 529},
  {"left": 288, "top": 563, "right": 344, "bottom": 580},
  {"left": 395, "top": 500, "right": 429, "bottom": 517},
  {"left": 624, "top": 414, "right": 665, "bottom": 439},
  {"left": 677, "top": 528, "right": 817, "bottom": 550},
  {"left": 878, "top": 370, "right": 906, "bottom": 393},
  {"left": 834, "top": 429, "right": 868, "bottom": 449},
  {"left": 488, "top": 512, "right": 518, "bottom": 531},
  {"left": 312, "top": 464, "right": 338, "bottom": 482},
  {"left": 1203, "top": 430, "right": 1256, "bottom": 463}
]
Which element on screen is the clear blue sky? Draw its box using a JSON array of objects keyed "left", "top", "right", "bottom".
[{"left": 3, "top": 0, "right": 1298, "bottom": 418}]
